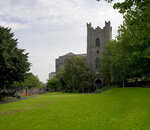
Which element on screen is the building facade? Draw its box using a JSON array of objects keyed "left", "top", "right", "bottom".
[{"left": 55, "top": 21, "right": 112, "bottom": 88}]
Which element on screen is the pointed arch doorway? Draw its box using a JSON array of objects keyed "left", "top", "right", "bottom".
[{"left": 95, "top": 79, "right": 102, "bottom": 89}]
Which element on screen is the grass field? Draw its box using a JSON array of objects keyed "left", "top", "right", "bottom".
[{"left": 0, "top": 88, "right": 150, "bottom": 130}]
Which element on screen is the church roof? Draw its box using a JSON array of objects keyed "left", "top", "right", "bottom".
[
  {"left": 76, "top": 54, "right": 87, "bottom": 57},
  {"left": 63, "top": 52, "right": 75, "bottom": 56},
  {"left": 59, "top": 52, "right": 75, "bottom": 58},
  {"left": 59, "top": 52, "right": 87, "bottom": 59}
]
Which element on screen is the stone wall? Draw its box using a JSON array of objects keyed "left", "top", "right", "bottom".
[{"left": 16, "top": 87, "right": 49, "bottom": 95}]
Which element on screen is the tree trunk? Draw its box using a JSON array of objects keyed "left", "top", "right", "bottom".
[
  {"left": 82, "top": 86, "right": 84, "bottom": 93},
  {"left": 33, "top": 87, "right": 35, "bottom": 95},
  {"left": 135, "top": 79, "right": 138, "bottom": 86},
  {"left": 73, "top": 77, "right": 75, "bottom": 92},
  {"left": 123, "top": 81, "right": 125, "bottom": 88},
  {"left": 108, "top": 82, "right": 110, "bottom": 86},
  {"left": 26, "top": 87, "right": 28, "bottom": 94}
]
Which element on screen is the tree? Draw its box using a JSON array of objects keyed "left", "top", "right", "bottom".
[
  {"left": 46, "top": 69, "right": 65, "bottom": 92},
  {"left": 63, "top": 56, "right": 92, "bottom": 92},
  {"left": 98, "top": 0, "right": 150, "bottom": 86},
  {"left": 13, "top": 73, "right": 43, "bottom": 94},
  {"left": 55, "top": 68, "right": 65, "bottom": 90},
  {"left": 100, "top": 40, "right": 115, "bottom": 85},
  {"left": 21, "top": 73, "right": 42, "bottom": 88},
  {"left": 46, "top": 77, "right": 59, "bottom": 91},
  {"left": 100, "top": 40, "right": 131, "bottom": 87},
  {"left": 97, "top": 0, "right": 150, "bottom": 14},
  {"left": 111, "top": 41, "right": 131, "bottom": 87},
  {"left": 0, "top": 26, "right": 30, "bottom": 91}
]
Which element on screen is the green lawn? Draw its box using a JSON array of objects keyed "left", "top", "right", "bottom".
[{"left": 0, "top": 88, "right": 150, "bottom": 130}]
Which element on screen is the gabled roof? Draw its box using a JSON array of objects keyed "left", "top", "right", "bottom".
[
  {"left": 76, "top": 54, "right": 87, "bottom": 57},
  {"left": 60, "top": 52, "right": 75, "bottom": 57},
  {"left": 65, "top": 52, "right": 75, "bottom": 56}
]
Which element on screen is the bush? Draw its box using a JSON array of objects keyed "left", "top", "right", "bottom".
[{"left": 0, "top": 93, "right": 5, "bottom": 100}]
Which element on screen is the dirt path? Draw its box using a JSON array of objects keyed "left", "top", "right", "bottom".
[{"left": 0, "top": 95, "right": 39, "bottom": 105}]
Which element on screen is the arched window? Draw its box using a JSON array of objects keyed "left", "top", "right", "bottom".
[
  {"left": 96, "top": 58, "right": 100, "bottom": 69},
  {"left": 96, "top": 38, "right": 100, "bottom": 47}
]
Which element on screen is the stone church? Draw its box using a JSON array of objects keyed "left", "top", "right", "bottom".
[{"left": 56, "top": 21, "right": 112, "bottom": 88}]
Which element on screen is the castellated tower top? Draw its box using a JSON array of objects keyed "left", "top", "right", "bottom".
[
  {"left": 87, "top": 21, "right": 111, "bottom": 31},
  {"left": 105, "top": 21, "right": 111, "bottom": 26}
]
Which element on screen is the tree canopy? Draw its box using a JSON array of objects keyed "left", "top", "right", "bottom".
[
  {"left": 46, "top": 77, "right": 59, "bottom": 91},
  {"left": 98, "top": 0, "right": 150, "bottom": 86},
  {"left": 63, "top": 56, "right": 92, "bottom": 92},
  {"left": 48, "top": 56, "right": 92, "bottom": 93},
  {"left": 0, "top": 26, "right": 30, "bottom": 90},
  {"left": 14, "top": 73, "right": 43, "bottom": 89}
]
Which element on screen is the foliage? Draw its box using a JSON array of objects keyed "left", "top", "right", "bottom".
[
  {"left": 99, "top": 40, "right": 115, "bottom": 85},
  {"left": 98, "top": 0, "right": 150, "bottom": 86},
  {"left": 55, "top": 68, "right": 65, "bottom": 90},
  {"left": 97, "top": 0, "right": 150, "bottom": 14},
  {"left": 51, "top": 56, "right": 92, "bottom": 93},
  {"left": 62, "top": 56, "right": 92, "bottom": 92},
  {"left": 0, "top": 94, "right": 5, "bottom": 101},
  {"left": 0, "top": 26, "right": 30, "bottom": 90},
  {"left": 1, "top": 88, "right": 150, "bottom": 129},
  {"left": 101, "top": 40, "right": 132, "bottom": 86},
  {"left": 13, "top": 73, "right": 42, "bottom": 89},
  {"left": 46, "top": 77, "right": 60, "bottom": 91}
]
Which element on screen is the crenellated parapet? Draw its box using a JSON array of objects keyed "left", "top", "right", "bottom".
[
  {"left": 105, "top": 21, "right": 111, "bottom": 27},
  {"left": 87, "top": 21, "right": 111, "bottom": 32}
]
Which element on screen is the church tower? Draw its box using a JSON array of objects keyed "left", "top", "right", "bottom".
[
  {"left": 55, "top": 21, "right": 112, "bottom": 89},
  {"left": 86, "top": 21, "right": 112, "bottom": 85}
]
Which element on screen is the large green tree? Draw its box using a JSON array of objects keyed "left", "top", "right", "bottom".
[
  {"left": 100, "top": 40, "right": 115, "bottom": 85},
  {"left": 20, "top": 73, "right": 42, "bottom": 89},
  {"left": 55, "top": 68, "right": 65, "bottom": 91},
  {"left": 0, "top": 26, "right": 30, "bottom": 90},
  {"left": 98, "top": 0, "right": 150, "bottom": 86},
  {"left": 62, "top": 56, "right": 92, "bottom": 92},
  {"left": 100, "top": 40, "right": 131, "bottom": 87},
  {"left": 46, "top": 77, "right": 59, "bottom": 91}
]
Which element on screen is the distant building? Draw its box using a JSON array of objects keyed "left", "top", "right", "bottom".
[
  {"left": 49, "top": 72, "right": 56, "bottom": 79},
  {"left": 55, "top": 21, "right": 112, "bottom": 88}
]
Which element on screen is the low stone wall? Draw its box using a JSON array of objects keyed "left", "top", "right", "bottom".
[{"left": 16, "top": 87, "right": 49, "bottom": 95}]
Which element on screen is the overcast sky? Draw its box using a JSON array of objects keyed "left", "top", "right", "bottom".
[{"left": 0, "top": 0, "right": 123, "bottom": 83}]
